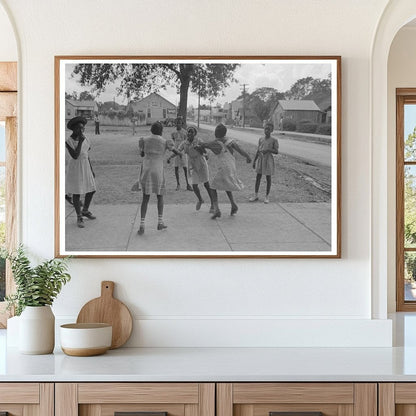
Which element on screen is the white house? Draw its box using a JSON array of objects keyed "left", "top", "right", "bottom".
[
  {"left": 128, "top": 92, "right": 177, "bottom": 124},
  {"left": 65, "top": 99, "right": 98, "bottom": 121}
]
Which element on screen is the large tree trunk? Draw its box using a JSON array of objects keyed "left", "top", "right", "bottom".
[{"left": 178, "top": 65, "right": 192, "bottom": 125}]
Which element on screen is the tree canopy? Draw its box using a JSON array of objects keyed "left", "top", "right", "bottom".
[
  {"left": 286, "top": 75, "right": 331, "bottom": 100},
  {"left": 65, "top": 90, "right": 95, "bottom": 101},
  {"left": 71, "top": 63, "right": 239, "bottom": 123},
  {"left": 247, "top": 87, "right": 285, "bottom": 122}
]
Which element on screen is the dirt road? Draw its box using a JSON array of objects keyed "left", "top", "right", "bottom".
[{"left": 197, "top": 123, "right": 331, "bottom": 167}]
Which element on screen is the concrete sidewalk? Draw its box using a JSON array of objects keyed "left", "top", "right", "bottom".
[{"left": 65, "top": 201, "right": 332, "bottom": 253}]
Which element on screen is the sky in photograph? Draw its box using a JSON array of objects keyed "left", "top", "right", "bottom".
[
  {"left": 0, "top": 123, "right": 4, "bottom": 161},
  {"left": 65, "top": 61, "right": 332, "bottom": 107},
  {"left": 405, "top": 104, "right": 416, "bottom": 139}
]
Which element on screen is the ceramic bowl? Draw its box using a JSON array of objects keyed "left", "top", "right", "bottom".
[{"left": 60, "top": 323, "right": 112, "bottom": 356}]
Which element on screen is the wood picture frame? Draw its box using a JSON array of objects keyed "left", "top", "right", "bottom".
[{"left": 55, "top": 56, "right": 341, "bottom": 258}]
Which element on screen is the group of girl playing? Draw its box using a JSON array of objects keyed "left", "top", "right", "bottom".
[{"left": 65, "top": 115, "right": 279, "bottom": 234}]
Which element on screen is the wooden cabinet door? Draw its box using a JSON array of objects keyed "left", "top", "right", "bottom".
[
  {"left": 379, "top": 383, "right": 416, "bottom": 416},
  {"left": 217, "top": 383, "right": 377, "bottom": 416},
  {"left": 55, "top": 383, "right": 215, "bottom": 416},
  {"left": 0, "top": 383, "right": 53, "bottom": 415}
]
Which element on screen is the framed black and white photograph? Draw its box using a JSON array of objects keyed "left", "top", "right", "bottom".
[{"left": 55, "top": 56, "right": 341, "bottom": 258}]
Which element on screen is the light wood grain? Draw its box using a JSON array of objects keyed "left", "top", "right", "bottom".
[
  {"left": 379, "top": 383, "right": 395, "bottom": 416},
  {"left": 0, "top": 116, "right": 17, "bottom": 327},
  {"left": 199, "top": 384, "right": 215, "bottom": 416},
  {"left": 55, "top": 383, "right": 78, "bottom": 416},
  {"left": 354, "top": 383, "right": 377, "bottom": 416},
  {"left": 336, "top": 55, "right": 342, "bottom": 258},
  {"left": 78, "top": 383, "right": 199, "bottom": 404},
  {"left": 397, "top": 93, "right": 406, "bottom": 311},
  {"left": 185, "top": 403, "right": 198, "bottom": 416},
  {"left": 80, "top": 404, "right": 101, "bottom": 416},
  {"left": 233, "top": 383, "right": 354, "bottom": 404},
  {"left": 239, "top": 404, "right": 253, "bottom": 416},
  {"left": 0, "top": 383, "right": 39, "bottom": 403},
  {"left": 338, "top": 404, "right": 354, "bottom": 416},
  {"left": 62, "top": 346, "right": 109, "bottom": 357},
  {"left": 395, "top": 89, "right": 416, "bottom": 311},
  {"left": 0, "top": 62, "right": 17, "bottom": 91},
  {"left": 397, "top": 405, "right": 416, "bottom": 416},
  {"left": 23, "top": 403, "right": 38, "bottom": 416},
  {"left": 38, "top": 383, "right": 54, "bottom": 416},
  {"left": 217, "top": 384, "right": 233, "bottom": 416},
  {"left": 5, "top": 116, "right": 17, "bottom": 295},
  {"left": 0, "top": 92, "right": 16, "bottom": 120},
  {"left": 252, "top": 403, "right": 338, "bottom": 416},
  {"left": 54, "top": 56, "right": 61, "bottom": 258},
  {"left": 395, "top": 383, "right": 416, "bottom": 403},
  {"left": 396, "top": 88, "right": 416, "bottom": 96},
  {"left": 76, "top": 281, "right": 133, "bottom": 349},
  {"left": 0, "top": 405, "right": 23, "bottom": 416},
  {"left": 98, "top": 403, "right": 185, "bottom": 416}
]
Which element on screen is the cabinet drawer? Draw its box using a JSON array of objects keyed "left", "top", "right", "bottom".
[
  {"left": 0, "top": 383, "right": 53, "bottom": 415},
  {"left": 379, "top": 383, "right": 416, "bottom": 415},
  {"left": 56, "top": 383, "right": 215, "bottom": 416},
  {"left": 218, "top": 383, "right": 376, "bottom": 416}
]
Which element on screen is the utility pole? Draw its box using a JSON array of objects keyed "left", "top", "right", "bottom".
[{"left": 240, "top": 84, "right": 248, "bottom": 128}]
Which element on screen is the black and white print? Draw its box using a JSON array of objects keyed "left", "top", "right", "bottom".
[{"left": 56, "top": 57, "right": 340, "bottom": 257}]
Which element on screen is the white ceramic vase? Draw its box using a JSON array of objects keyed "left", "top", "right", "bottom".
[
  {"left": 6, "top": 315, "right": 20, "bottom": 347},
  {"left": 19, "top": 305, "right": 55, "bottom": 354}
]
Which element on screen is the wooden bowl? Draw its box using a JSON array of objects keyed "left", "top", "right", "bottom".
[{"left": 60, "top": 323, "right": 112, "bottom": 356}]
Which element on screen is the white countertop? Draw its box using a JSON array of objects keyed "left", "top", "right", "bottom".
[
  {"left": 2, "top": 346, "right": 416, "bottom": 382},
  {"left": 3, "top": 313, "right": 416, "bottom": 382}
]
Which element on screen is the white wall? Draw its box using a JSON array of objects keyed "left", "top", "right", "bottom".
[
  {"left": 0, "top": 0, "right": 394, "bottom": 347},
  {"left": 387, "top": 26, "right": 416, "bottom": 312},
  {"left": 0, "top": 2, "right": 16, "bottom": 61}
]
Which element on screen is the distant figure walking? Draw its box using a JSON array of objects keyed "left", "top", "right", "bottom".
[
  {"left": 198, "top": 123, "right": 251, "bottom": 219},
  {"left": 137, "top": 121, "right": 181, "bottom": 235},
  {"left": 171, "top": 116, "right": 192, "bottom": 191},
  {"left": 65, "top": 116, "right": 97, "bottom": 228},
  {"left": 250, "top": 122, "right": 279, "bottom": 204},
  {"left": 168, "top": 126, "right": 214, "bottom": 212},
  {"left": 94, "top": 113, "right": 100, "bottom": 135},
  {"left": 131, "top": 116, "right": 138, "bottom": 136}
]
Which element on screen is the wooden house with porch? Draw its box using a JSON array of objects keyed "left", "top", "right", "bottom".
[{"left": 272, "top": 100, "right": 321, "bottom": 129}]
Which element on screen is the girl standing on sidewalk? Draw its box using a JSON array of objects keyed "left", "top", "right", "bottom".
[
  {"left": 249, "top": 122, "right": 279, "bottom": 204},
  {"left": 198, "top": 123, "right": 251, "bottom": 219},
  {"left": 65, "top": 116, "right": 97, "bottom": 229},
  {"left": 137, "top": 121, "right": 181, "bottom": 235},
  {"left": 168, "top": 126, "right": 214, "bottom": 212}
]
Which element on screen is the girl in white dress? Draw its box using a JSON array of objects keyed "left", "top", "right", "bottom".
[
  {"left": 250, "top": 122, "right": 279, "bottom": 204},
  {"left": 137, "top": 121, "right": 180, "bottom": 235},
  {"left": 198, "top": 124, "right": 251, "bottom": 219},
  {"left": 65, "top": 116, "right": 96, "bottom": 228},
  {"left": 168, "top": 126, "right": 214, "bottom": 212}
]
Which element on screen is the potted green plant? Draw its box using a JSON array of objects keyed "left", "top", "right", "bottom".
[{"left": 4, "top": 246, "right": 71, "bottom": 354}]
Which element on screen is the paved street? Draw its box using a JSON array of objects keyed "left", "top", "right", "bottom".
[{"left": 196, "top": 123, "right": 331, "bottom": 167}]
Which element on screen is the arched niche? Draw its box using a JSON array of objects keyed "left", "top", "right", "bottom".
[{"left": 372, "top": 1, "right": 416, "bottom": 318}]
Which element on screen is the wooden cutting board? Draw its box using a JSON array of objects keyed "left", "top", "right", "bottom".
[{"left": 76, "top": 281, "right": 133, "bottom": 349}]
